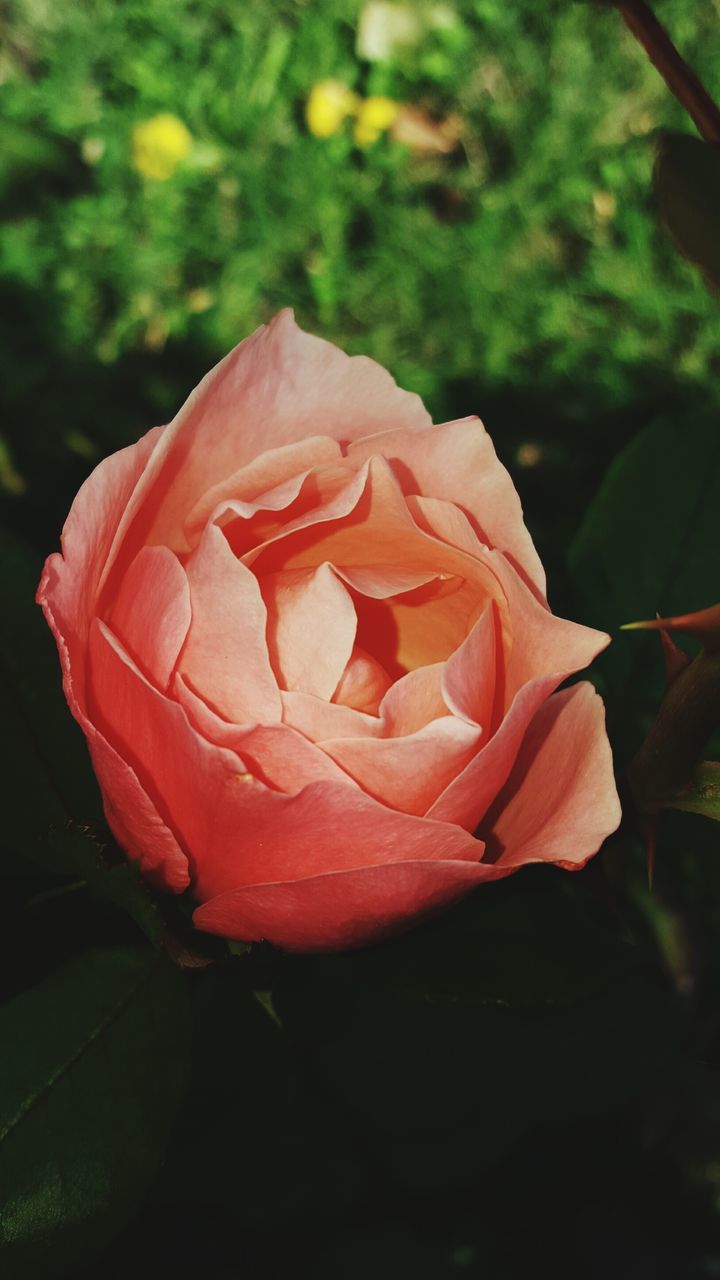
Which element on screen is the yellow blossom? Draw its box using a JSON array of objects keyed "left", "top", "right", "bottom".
[
  {"left": 354, "top": 96, "right": 398, "bottom": 147},
  {"left": 132, "top": 113, "right": 192, "bottom": 180},
  {"left": 306, "top": 80, "right": 359, "bottom": 138}
]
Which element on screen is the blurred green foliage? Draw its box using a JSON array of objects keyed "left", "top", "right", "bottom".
[{"left": 1, "top": 0, "right": 719, "bottom": 422}]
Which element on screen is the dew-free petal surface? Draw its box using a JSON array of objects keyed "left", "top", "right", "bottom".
[
  {"left": 183, "top": 435, "right": 343, "bottom": 541},
  {"left": 180, "top": 522, "right": 281, "bottom": 724},
  {"left": 281, "top": 690, "right": 382, "bottom": 742},
  {"left": 442, "top": 602, "right": 500, "bottom": 731},
  {"left": 262, "top": 563, "right": 357, "bottom": 700},
  {"left": 37, "top": 424, "right": 163, "bottom": 709},
  {"left": 107, "top": 545, "right": 191, "bottom": 691},
  {"left": 349, "top": 416, "right": 546, "bottom": 594},
  {"left": 88, "top": 621, "right": 486, "bottom": 901},
  {"left": 321, "top": 715, "right": 483, "bottom": 815},
  {"left": 193, "top": 857, "right": 509, "bottom": 953},
  {"left": 175, "top": 674, "right": 355, "bottom": 792},
  {"left": 481, "top": 682, "right": 621, "bottom": 868},
  {"left": 102, "top": 309, "right": 431, "bottom": 564}
]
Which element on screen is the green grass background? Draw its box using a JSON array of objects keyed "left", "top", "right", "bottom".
[{"left": 1, "top": 0, "right": 719, "bottom": 569}]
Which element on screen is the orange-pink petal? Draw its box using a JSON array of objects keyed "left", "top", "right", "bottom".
[
  {"left": 101, "top": 309, "right": 431, "bottom": 567},
  {"left": 180, "top": 522, "right": 281, "bottom": 724},
  {"left": 481, "top": 682, "right": 621, "bottom": 869},
  {"left": 193, "top": 857, "right": 509, "bottom": 953},
  {"left": 320, "top": 716, "right": 482, "bottom": 815},
  {"left": 87, "top": 620, "right": 486, "bottom": 902},
  {"left": 107, "top": 545, "right": 190, "bottom": 691},
  {"left": 261, "top": 563, "right": 357, "bottom": 700},
  {"left": 348, "top": 416, "right": 546, "bottom": 596},
  {"left": 175, "top": 673, "right": 356, "bottom": 792}
]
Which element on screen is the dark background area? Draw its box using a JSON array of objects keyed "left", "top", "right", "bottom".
[{"left": 2, "top": 2, "right": 720, "bottom": 1277}]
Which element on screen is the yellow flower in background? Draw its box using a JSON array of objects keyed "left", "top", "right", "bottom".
[
  {"left": 306, "top": 80, "right": 359, "bottom": 138},
  {"left": 132, "top": 113, "right": 192, "bottom": 180},
  {"left": 354, "top": 96, "right": 398, "bottom": 147}
]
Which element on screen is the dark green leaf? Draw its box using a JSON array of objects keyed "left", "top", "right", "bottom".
[
  {"left": 0, "top": 529, "right": 100, "bottom": 877},
  {"left": 273, "top": 882, "right": 683, "bottom": 1193},
  {"left": 568, "top": 413, "right": 720, "bottom": 715},
  {"left": 658, "top": 760, "right": 720, "bottom": 821},
  {"left": 159, "top": 965, "right": 366, "bottom": 1227},
  {"left": 655, "top": 132, "right": 720, "bottom": 292},
  {"left": 0, "top": 947, "right": 189, "bottom": 1279}
]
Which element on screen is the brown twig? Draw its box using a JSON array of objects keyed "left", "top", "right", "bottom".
[{"left": 618, "top": 0, "right": 720, "bottom": 145}]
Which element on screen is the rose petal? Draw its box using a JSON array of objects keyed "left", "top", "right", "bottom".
[
  {"left": 481, "top": 682, "right": 621, "bottom": 868},
  {"left": 193, "top": 857, "right": 509, "bottom": 953},
  {"left": 175, "top": 673, "right": 356, "bottom": 791},
  {"left": 348, "top": 417, "right": 546, "bottom": 596},
  {"left": 281, "top": 690, "right": 382, "bottom": 742},
  {"left": 100, "top": 309, "right": 431, "bottom": 569},
  {"left": 427, "top": 658, "right": 613, "bottom": 835},
  {"left": 336, "top": 565, "right": 438, "bottom": 597},
  {"left": 261, "top": 563, "right": 357, "bottom": 700},
  {"left": 320, "top": 716, "right": 482, "bottom": 815},
  {"left": 88, "top": 620, "right": 487, "bottom": 902},
  {"left": 183, "top": 436, "right": 343, "bottom": 542},
  {"left": 87, "top": 733, "right": 190, "bottom": 890},
  {"left": 442, "top": 602, "right": 500, "bottom": 730},
  {"left": 408, "top": 493, "right": 607, "bottom": 706},
  {"left": 332, "top": 646, "right": 393, "bottom": 714},
  {"left": 37, "top": 424, "right": 163, "bottom": 709},
  {"left": 378, "top": 664, "right": 448, "bottom": 735},
  {"left": 254, "top": 454, "right": 437, "bottom": 575},
  {"left": 37, "top": 560, "right": 188, "bottom": 891},
  {"left": 107, "top": 545, "right": 191, "bottom": 691},
  {"left": 180, "top": 522, "right": 281, "bottom": 724}
]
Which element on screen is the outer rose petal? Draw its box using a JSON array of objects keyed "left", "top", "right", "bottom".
[
  {"left": 192, "top": 858, "right": 510, "bottom": 953},
  {"left": 100, "top": 309, "right": 431, "bottom": 568},
  {"left": 428, "top": 675, "right": 577, "bottom": 831},
  {"left": 37, "top": 424, "right": 163, "bottom": 709},
  {"left": 481, "top": 682, "right": 621, "bottom": 869},
  {"left": 87, "top": 734, "right": 190, "bottom": 891},
  {"left": 37, "top": 562, "right": 189, "bottom": 892},
  {"left": 408, "top": 494, "right": 607, "bottom": 703},
  {"left": 348, "top": 417, "right": 546, "bottom": 596},
  {"left": 87, "top": 620, "right": 489, "bottom": 901}
]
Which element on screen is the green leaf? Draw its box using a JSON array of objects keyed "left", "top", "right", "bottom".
[
  {"left": 40, "top": 823, "right": 222, "bottom": 968},
  {"left": 568, "top": 413, "right": 720, "bottom": 709},
  {"left": 0, "top": 529, "right": 100, "bottom": 876},
  {"left": 658, "top": 760, "right": 720, "bottom": 821},
  {"left": 273, "top": 883, "right": 683, "bottom": 1193},
  {"left": 0, "top": 947, "right": 189, "bottom": 1279},
  {"left": 159, "top": 965, "right": 367, "bottom": 1228},
  {"left": 0, "top": 124, "right": 76, "bottom": 202},
  {"left": 655, "top": 132, "right": 720, "bottom": 292}
]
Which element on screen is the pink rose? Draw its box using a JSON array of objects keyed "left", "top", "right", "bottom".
[{"left": 37, "top": 311, "right": 620, "bottom": 952}]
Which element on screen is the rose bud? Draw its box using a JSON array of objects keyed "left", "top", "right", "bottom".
[{"left": 37, "top": 311, "right": 620, "bottom": 952}]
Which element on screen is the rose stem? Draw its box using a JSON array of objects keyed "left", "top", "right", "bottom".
[{"left": 618, "top": 0, "right": 720, "bottom": 145}]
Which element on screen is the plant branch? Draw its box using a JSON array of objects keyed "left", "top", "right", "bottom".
[{"left": 618, "top": 0, "right": 720, "bottom": 145}]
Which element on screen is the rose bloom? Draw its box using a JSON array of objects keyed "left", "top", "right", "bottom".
[{"left": 38, "top": 312, "right": 620, "bottom": 952}]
